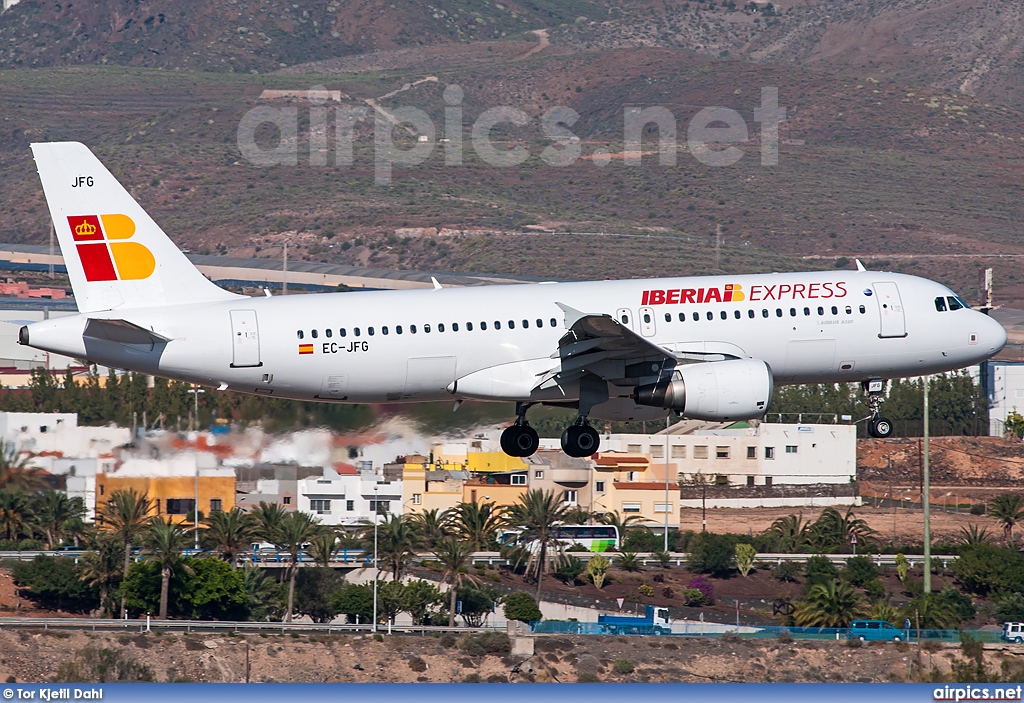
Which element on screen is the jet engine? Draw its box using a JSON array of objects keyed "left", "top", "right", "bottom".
[{"left": 633, "top": 358, "right": 773, "bottom": 421}]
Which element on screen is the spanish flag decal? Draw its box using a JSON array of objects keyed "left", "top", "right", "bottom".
[{"left": 298, "top": 344, "right": 314, "bottom": 355}]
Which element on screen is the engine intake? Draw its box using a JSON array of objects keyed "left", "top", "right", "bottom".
[{"left": 633, "top": 358, "right": 773, "bottom": 421}]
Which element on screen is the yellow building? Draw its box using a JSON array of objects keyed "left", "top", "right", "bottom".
[
  {"left": 590, "top": 452, "right": 677, "bottom": 527},
  {"left": 462, "top": 471, "right": 528, "bottom": 508},
  {"left": 96, "top": 455, "right": 235, "bottom": 525},
  {"left": 399, "top": 462, "right": 468, "bottom": 516}
]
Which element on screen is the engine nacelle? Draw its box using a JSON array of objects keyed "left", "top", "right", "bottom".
[{"left": 633, "top": 358, "right": 773, "bottom": 421}]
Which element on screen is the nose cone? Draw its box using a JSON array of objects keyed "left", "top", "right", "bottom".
[{"left": 981, "top": 312, "right": 1007, "bottom": 356}]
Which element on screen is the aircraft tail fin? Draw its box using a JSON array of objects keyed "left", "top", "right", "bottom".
[{"left": 30, "top": 142, "right": 241, "bottom": 313}]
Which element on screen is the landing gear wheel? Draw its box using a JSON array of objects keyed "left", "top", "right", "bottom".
[
  {"left": 561, "top": 423, "right": 600, "bottom": 458},
  {"left": 868, "top": 417, "right": 893, "bottom": 438},
  {"left": 500, "top": 424, "right": 539, "bottom": 457}
]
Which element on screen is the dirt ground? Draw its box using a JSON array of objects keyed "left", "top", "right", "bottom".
[
  {"left": 0, "top": 629, "right": 1020, "bottom": 684},
  {"left": 681, "top": 504, "right": 993, "bottom": 546}
]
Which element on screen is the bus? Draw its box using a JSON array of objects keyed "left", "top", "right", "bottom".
[{"left": 497, "top": 524, "right": 619, "bottom": 552}]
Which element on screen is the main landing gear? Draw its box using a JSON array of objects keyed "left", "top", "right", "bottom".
[
  {"left": 864, "top": 379, "right": 894, "bottom": 439},
  {"left": 561, "top": 417, "right": 600, "bottom": 458},
  {"left": 500, "top": 403, "right": 540, "bottom": 458}
]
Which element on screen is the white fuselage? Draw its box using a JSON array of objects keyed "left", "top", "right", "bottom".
[{"left": 21, "top": 270, "right": 1006, "bottom": 419}]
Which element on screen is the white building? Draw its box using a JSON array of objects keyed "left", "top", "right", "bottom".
[
  {"left": 982, "top": 360, "right": 1024, "bottom": 437},
  {"left": 0, "top": 411, "right": 130, "bottom": 459},
  {"left": 297, "top": 465, "right": 402, "bottom": 527}
]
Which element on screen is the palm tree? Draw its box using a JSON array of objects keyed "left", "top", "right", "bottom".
[
  {"left": 793, "top": 580, "right": 866, "bottom": 628},
  {"left": 202, "top": 507, "right": 257, "bottom": 565},
  {"left": 250, "top": 501, "right": 288, "bottom": 544},
  {"left": 0, "top": 490, "right": 33, "bottom": 541},
  {"left": 433, "top": 538, "right": 477, "bottom": 627},
  {"left": 564, "top": 507, "right": 595, "bottom": 525},
  {"left": 988, "top": 493, "right": 1024, "bottom": 546},
  {"left": 451, "top": 500, "right": 503, "bottom": 551},
  {"left": 600, "top": 510, "right": 647, "bottom": 533},
  {"left": 506, "top": 489, "right": 570, "bottom": 600},
  {"left": 765, "top": 513, "right": 810, "bottom": 553},
  {"left": 410, "top": 509, "right": 452, "bottom": 547},
  {"left": 903, "top": 592, "right": 961, "bottom": 631},
  {"left": 0, "top": 441, "right": 47, "bottom": 493},
  {"left": 144, "top": 517, "right": 190, "bottom": 619},
  {"left": 275, "top": 511, "right": 320, "bottom": 622},
  {"left": 308, "top": 530, "right": 338, "bottom": 567},
  {"left": 99, "top": 488, "right": 152, "bottom": 615},
  {"left": 34, "top": 491, "right": 85, "bottom": 549},
  {"left": 958, "top": 523, "right": 992, "bottom": 546},
  {"left": 809, "top": 507, "right": 877, "bottom": 552},
  {"left": 78, "top": 538, "right": 124, "bottom": 617},
  {"left": 366, "top": 515, "right": 422, "bottom": 581}
]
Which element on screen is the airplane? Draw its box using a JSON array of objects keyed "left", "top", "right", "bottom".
[{"left": 20, "top": 142, "right": 1007, "bottom": 458}]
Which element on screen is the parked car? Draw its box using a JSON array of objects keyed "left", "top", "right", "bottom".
[
  {"left": 1003, "top": 622, "right": 1024, "bottom": 644},
  {"left": 848, "top": 620, "right": 905, "bottom": 641}
]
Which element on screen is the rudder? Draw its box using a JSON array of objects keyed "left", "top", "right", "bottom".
[{"left": 31, "top": 142, "right": 240, "bottom": 312}]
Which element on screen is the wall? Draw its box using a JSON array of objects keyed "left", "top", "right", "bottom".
[{"left": 984, "top": 360, "right": 1024, "bottom": 436}]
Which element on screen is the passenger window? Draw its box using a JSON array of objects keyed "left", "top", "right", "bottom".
[
  {"left": 947, "top": 296, "right": 964, "bottom": 311},
  {"left": 734, "top": 310, "right": 740, "bottom": 319},
  {"left": 354, "top": 327, "right": 361, "bottom": 337},
  {"left": 297, "top": 330, "right": 304, "bottom": 340},
  {"left": 679, "top": 313, "right": 686, "bottom": 322},
  {"left": 311, "top": 329, "right": 318, "bottom": 339},
  {"left": 665, "top": 313, "right": 671, "bottom": 323},
  {"left": 452, "top": 323, "right": 459, "bottom": 332},
  {"left": 720, "top": 311, "right": 727, "bottom": 320},
  {"left": 410, "top": 325, "right": 417, "bottom": 334},
  {"left": 382, "top": 326, "right": 388, "bottom": 335},
  {"left": 831, "top": 306, "right": 838, "bottom": 315},
  {"left": 748, "top": 310, "right": 754, "bottom": 318},
  {"left": 494, "top": 321, "right": 501, "bottom": 330},
  {"left": 762, "top": 309, "right": 768, "bottom": 318},
  {"left": 508, "top": 320, "right": 514, "bottom": 329},
  {"left": 424, "top": 324, "right": 431, "bottom": 333},
  {"left": 522, "top": 320, "right": 529, "bottom": 328},
  {"left": 935, "top": 297, "right": 947, "bottom": 312},
  {"left": 643, "top": 313, "right": 651, "bottom": 323},
  {"left": 550, "top": 318, "right": 557, "bottom": 327},
  {"left": 438, "top": 323, "right": 446, "bottom": 332},
  {"left": 467, "top": 322, "right": 474, "bottom": 331},
  {"left": 859, "top": 306, "right": 866, "bottom": 314},
  {"left": 536, "top": 319, "right": 542, "bottom": 328},
  {"left": 368, "top": 327, "right": 375, "bottom": 336},
  {"left": 396, "top": 326, "right": 403, "bottom": 334},
  {"left": 776, "top": 309, "right": 783, "bottom": 317},
  {"left": 340, "top": 328, "right": 347, "bottom": 337},
  {"left": 325, "top": 329, "right": 332, "bottom": 338},
  {"left": 790, "top": 308, "right": 796, "bottom": 317},
  {"left": 706, "top": 311, "right": 713, "bottom": 321},
  {"left": 693, "top": 312, "right": 699, "bottom": 322},
  {"left": 803, "top": 307, "right": 810, "bottom": 316},
  {"left": 845, "top": 306, "right": 852, "bottom": 314},
  {"left": 818, "top": 306, "right": 824, "bottom": 316}
]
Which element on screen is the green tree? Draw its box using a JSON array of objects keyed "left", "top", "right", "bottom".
[
  {"left": 99, "top": 488, "right": 152, "bottom": 614},
  {"left": 331, "top": 583, "right": 374, "bottom": 624},
  {"left": 12, "top": 554, "right": 98, "bottom": 612},
  {"left": 988, "top": 494, "right": 1024, "bottom": 547},
  {"left": 183, "top": 557, "right": 248, "bottom": 620},
  {"left": 959, "top": 524, "right": 992, "bottom": 546},
  {"left": 410, "top": 508, "right": 452, "bottom": 547},
  {"left": 293, "top": 567, "right": 342, "bottom": 623},
  {"left": 765, "top": 513, "right": 810, "bottom": 552},
  {"left": 903, "top": 591, "right": 961, "bottom": 630},
  {"left": 275, "top": 511, "right": 320, "bottom": 622},
  {"left": 995, "top": 592, "right": 1024, "bottom": 623},
  {"left": 434, "top": 537, "right": 477, "bottom": 627},
  {"left": 144, "top": 517, "right": 190, "bottom": 619},
  {"left": 33, "top": 491, "right": 85, "bottom": 549},
  {"left": 400, "top": 579, "right": 444, "bottom": 625},
  {"left": 0, "top": 489, "right": 33, "bottom": 541},
  {"left": 241, "top": 565, "right": 285, "bottom": 621},
  {"left": 455, "top": 584, "right": 500, "bottom": 627},
  {"left": 804, "top": 555, "right": 840, "bottom": 591},
  {"left": 503, "top": 591, "right": 542, "bottom": 623},
  {"left": 250, "top": 501, "right": 287, "bottom": 544},
  {"left": 506, "top": 489, "right": 570, "bottom": 600},
  {"left": 808, "top": 507, "right": 877, "bottom": 553},
  {"left": 793, "top": 580, "right": 866, "bottom": 628},
  {"left": 368, "top": 515, "right": 422, "bottom": 582},
  {"left": 687, "top": 532, "right": 734, "bottom": 577},
  {"left": 952, "top": 544, "right": 1024, "bottom": 596},
  {"left": 78, "top": 538, "right": 124, "bottom": 617},
  {"left": 451, "top": 500, "right": 503, "bottom": 551},
  {"left": 841, "top": 555, "right": 879, "bottom": 588},
  {"left": 735, "top": 543, "right": 756, "bottom": 578},
  {"left": 0, "top": 442, "right": 46, "bottom": 493},
  {"left": 202, "top": 507, "right": 257, "bottom": 566},
  {"left": 307, "top": 530, "right": 338, "bottom": 567}
]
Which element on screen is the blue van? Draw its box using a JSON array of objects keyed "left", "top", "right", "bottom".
[{"left": 848, "top": 620, "right": 905, "bottom": 641}]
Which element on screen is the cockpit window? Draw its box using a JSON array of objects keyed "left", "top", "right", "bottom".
[
  {"left": 947, "top": 296, "right": 964, "bottom": 311},
  {"left": 935, "top": 297, "right": 948, "bottom": 312}
]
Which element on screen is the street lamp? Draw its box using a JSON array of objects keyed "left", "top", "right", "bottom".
[
  {"left": 663, "top": 415, "right": 670, "bottom": 552},
  {"left": 372, "top": 484, "right": 379, "bottom": 634},
  {"left": 187, "top": 384, "right": 205, "bottom": 550}
]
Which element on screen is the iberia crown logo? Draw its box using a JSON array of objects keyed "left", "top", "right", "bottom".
[{"left": 66, "top": 214, "right": 156, "bottom": 282}]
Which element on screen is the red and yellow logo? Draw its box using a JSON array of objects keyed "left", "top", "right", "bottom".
[
  {"left": 66, "top": 214, "right": 155, "bottom": 282},
  {"left": 298, "top": 344, "right": 314, "bottom": 355}
]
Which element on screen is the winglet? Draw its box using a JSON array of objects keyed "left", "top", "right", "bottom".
[
  {"left": 430, "top": 277, "right": 443, "bottom": 290},
  {"left": 855, "top": 259, "right": 867, "bottom": 271}
]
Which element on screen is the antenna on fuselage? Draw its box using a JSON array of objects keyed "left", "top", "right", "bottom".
[{"left": 855, "top": 259, "right": 867, "bottom": 272}]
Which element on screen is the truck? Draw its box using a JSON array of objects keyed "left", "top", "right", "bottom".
[{"left": 597, "top": 605, "right": 671, "bottom": 635}]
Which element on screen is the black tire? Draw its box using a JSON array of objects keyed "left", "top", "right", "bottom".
[
  {"left": 869, "top": 417, "right": 894, "bottom": 438},
  {"left": 500, "top": 425, "right": 540, "bottom": 457},
  {"left": 893, "top": 636, "right": 901, "bottom": 642},
  {"left": 1016, "top": 637, "right": 1023, "bottom": 644},
  {"left": 561, "top": 424, "right": 601, "bottom": 457}
]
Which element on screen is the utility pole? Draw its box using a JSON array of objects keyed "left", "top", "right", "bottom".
[
  {"left": 923, "top": 376, "right": 932, "bottom": 594},
  {"left": 372, "top": 484, "right": 379, "bottom": 633},
  {"left": 282, "top": 242, "right": 288, "bottom": 296},
  {"left": 664, "top": 414, "right": 670, "bottom": 552}
]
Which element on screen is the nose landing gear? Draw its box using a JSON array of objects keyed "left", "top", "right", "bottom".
[
  {"left": 864, "top": 379, "right": 894, "bottom": 438},
  {"left": 500, "top": 403, "right": 540, "bottom": 457}
]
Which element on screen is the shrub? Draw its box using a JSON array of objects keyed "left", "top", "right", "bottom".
[
  {"left": 555, "top": 556, "right": 586, "bottom": 584},
  {"left": 617, "top": 551, "right": 643, "bottom": 573},
  {"left": 652, "top": 550, "right": 672, "bottom": 568},
  {"left": 652, "top": 573, "right": 665, "bottom": 583},
  {"left": 439, "top": 634, "right": 456, "bottom": 648},
  {"left": 577, "top": 672, "right": 600, "bottom": 683},
  {"left": 937, "top": 587, "right": 976, "bottom": 622},
  {"left": 841, "top": 556, "right": 878, "bottom": 587},
  {"left": 995, "top": 592, "right": 1024, "bottom": 623},
  {"left": 587, "top": 555, "right": 611, "bottom": 588},
  {"left": 681, "top": 588, "right": 706, "bottom": 606},
  {"left": 953, "top": 545, "right": 1024, "bottom": 596},
  {"left": 54, "top": 648, "right": 154, "bottom": 683},
  {"left": 11, "top": 555, "right": 98, "bottom": 613},
  {"left": 662, "top": 587, "right": 675, "bottom": 599},
  {"left": 686, "top": 576, "right": 715, "bottom": 605},
  {"left": 804, "top": 555, "right": 839, "bottom": 592},
  {"left": 462, "top": 673, "right": 482, "bottom": 683},
  {"left": 687, "top": 532, "right": 735, "bottom": 578},
  {"left": 613, "top": 659, "right": 635, "bottom": 675},
  {"left": 970, "top": 504, "right": 986, "bottom": 516},
  {"left": 638, "top": 584, "right": 654, "bottom": 597},
  {"left": 772, "top": 561, "right": 801, "bottom": 583},
  {"left": 864, "top": 579, "right": 886, "bottom": 601},
  {"left": 777, "top": 630, "right": 793, "bottom": 643},
  {"left": 895, "top": 553, "right": 910, "bottom": 583},
  {"left": 622, "top": 528, "right": 660, "bottom": 552},
  {"left": 735, "top": 544, "right": 756, "bottom": 577},
  {"left": 503, "top": 592, "right": 542, "bottom": 623},
  {"left": 845, "top": 636, "right": 863, "bottom": 648},
  {"left": 458, "top": 632, "right": 511, "bottom": 656},
  {"left": 331, "top": 583, "right": 374, "bottom": 624}
]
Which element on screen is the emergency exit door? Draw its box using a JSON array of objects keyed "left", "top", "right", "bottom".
[
  {"left": 872, "top": 282, "right": 907, "bottom": 339},
  {"left": 230, "top": 310, "right": 262, "bottom": 367}
]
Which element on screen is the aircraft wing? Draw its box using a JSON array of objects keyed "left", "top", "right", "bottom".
[{"left": 534, "top": 303, "right": 728, "bottom": 391}]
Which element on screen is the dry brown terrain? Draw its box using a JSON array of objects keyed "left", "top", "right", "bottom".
[{"left": 0, "top": 628, "right": 1018, "bottom": 683}]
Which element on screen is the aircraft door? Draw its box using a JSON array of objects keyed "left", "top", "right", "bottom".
[
  {"left": 229, "top": 310, "right": 262, "bottom": 367},
  {"left": 615, "top": 308, "right": 634, "bottom": 331},
  {"left": 872, "top": 282, "right": 907, "bottom": 338},
  {"left": 638, "top": 306, "right": 657, "bottom": 337}
]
